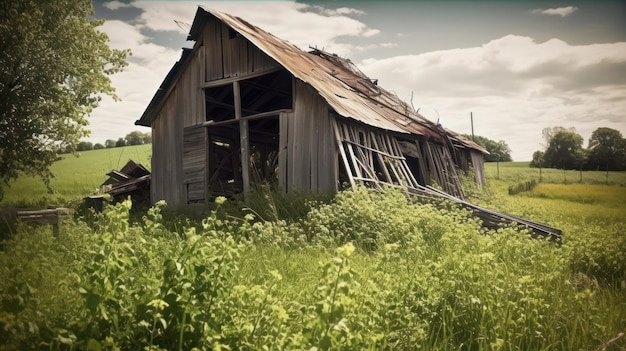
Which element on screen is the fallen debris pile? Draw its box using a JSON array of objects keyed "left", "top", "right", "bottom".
[
  {"left": 407, "top": 185, "right": 562, "bottom": 242},
  {"left": 86, "top": 160, "right": 151, "bottom": 210}
]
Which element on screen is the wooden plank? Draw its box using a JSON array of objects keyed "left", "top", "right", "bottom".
[
  {"left": 342, "top": 124, "right": 363, "bottom": 179},
  {"left": 203, "top": 64, "right": 281, "bottom": 87},
  {"left": 332, "top": 118, "right": 355, "bottom": 187},
  {"left": 278, "top": 112, "right": 290, "bottom": 190},
  {"left": 370, "top": 133, "right": 393, "bottom": 184},
  {"left": 391, "top": 137, "right": 419, "bottom": 188},
  {"left": 234, "top": 81, "right": 250, "bottom": 196},
  {"left": 414, "top": 141, "right": 429, "bottom": 185}
]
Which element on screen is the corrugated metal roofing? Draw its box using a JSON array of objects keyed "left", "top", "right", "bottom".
[{"left": 138, "top": 7, "right": 486, "bottom": 153}]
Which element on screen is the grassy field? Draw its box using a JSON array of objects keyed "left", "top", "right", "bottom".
[
  {"left": 1, "top": 160, "right": 625, "bottom": 350},
  {"left": 0, "top": 144, "right": 151, "bottom": 207},
  {"left": 485, "top": 161, "right": 626, "bottom": 187}
]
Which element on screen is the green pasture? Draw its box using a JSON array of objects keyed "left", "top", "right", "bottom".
[
  {"left": 0, "top": 144, "right": 151, "bottom": 207},
  {"left": 484, "top": 161, "right": 626, "bottom": 186}
]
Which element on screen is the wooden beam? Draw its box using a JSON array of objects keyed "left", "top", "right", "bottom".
[
  {"left": 202, "top": 109, "right": 291, "bottom": 128},
  {"left": 203, "top": 67, "right": 282, "bottom": 88},
  {"left": 234, "top": 81, "right": 250, "bottom": 197},
  {"left": 332, "top": 118, "right": 355, "bottom": 187}
]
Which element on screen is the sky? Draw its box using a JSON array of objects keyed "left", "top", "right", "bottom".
[{"left": 90, "top": 0, "right": 626, "bottom": 161}]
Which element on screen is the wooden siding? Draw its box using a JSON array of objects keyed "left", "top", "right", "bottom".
[
  {"left": 183, "top": 125, "right": 207, "bottom": 203},
  {"left": 151, "top": 45, "right": 204, "bottom": 206},
  {"left": 280, "top": 81, "right": 336, "bottom": 193},
  {"left": 470, "top": 150, "right": 487, "bottom": 187},
  {"left": 203, "top": 17, "right": 279, "bottom": 82},
  {"left": 151, "top": 95, "right": 184, "bottom": 207}
]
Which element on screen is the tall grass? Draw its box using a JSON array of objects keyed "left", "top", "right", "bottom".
[{"left": 1, "top": 184, "right": 625, "bottom": 350}]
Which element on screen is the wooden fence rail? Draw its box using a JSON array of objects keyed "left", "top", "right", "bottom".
[{"left": 1, "top": 208, "right": 72, "bottom": 238}]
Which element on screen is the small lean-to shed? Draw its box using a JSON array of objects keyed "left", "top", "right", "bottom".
[{"left": 136, "top": 7, "right": 488, "bottom": 208}]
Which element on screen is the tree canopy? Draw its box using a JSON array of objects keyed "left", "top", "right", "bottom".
[
  {"left": 125, "top": 131, "right": 151, "bottom": 146},
  {"left": 463, "top": 135, "right": 513, "bottom": 162},
  {"left": 0, "top": 0, "right": 129, "bottom": 199},
  {"left": 542, "top": 128, "right": 585, "bottom": 170},
  {"left": 531, "top": 126, "right": 626, "bottom": 171},
  {"left": 586, "top": 128, "right": 626, "bottom": 171}
]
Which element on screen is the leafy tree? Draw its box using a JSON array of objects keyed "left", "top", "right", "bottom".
[
  {"left": 125, "top": 130, "right": 147, "bottom": 146},
  {"left": 541, "top": 126, "right": 576, "bottom": 148},
  {"left": 76, "top": 141, "right": 93, "bottom": 151},
  {"left": 0, "top": 0, "right": 129, "bottom": 199},
  {"left": 115, "top": 138, "right": 126, "bottom": 147},
  {"left": 529, "top": 150, "right": 545, "bottom": 168},
  {"left": 142, "top": 132, "right": 152, "bottom": 144},
  {"left": 93, "top": 143, "right": 105, "bottom": 150},
  {"left": 543, "top": 130, "right": 585, "bottom": 170},
  {"left": 105, "top": 139, "right": 117, "bottom": 148},
  {"left": 463, "top": 135, "right": 513, "bottom": 162},
  {"left": 586, "top": 127, "right": 626, "bottom": 171}
]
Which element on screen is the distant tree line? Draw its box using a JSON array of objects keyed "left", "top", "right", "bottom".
[
  {"left": 59, "top": 131, "right": 151, "bottom": 153},
  {"left": 530, "top": 126, "right": 626, "bottom": 171},
  {"left": 462, "top": 134, "right": 513, "bottom": 162}
]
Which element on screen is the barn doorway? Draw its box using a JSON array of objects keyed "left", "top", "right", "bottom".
[{"left": 204, "top": 69, "right": 292, "bottom": 198}]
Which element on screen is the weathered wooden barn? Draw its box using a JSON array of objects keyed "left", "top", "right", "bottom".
[{"left": 136, "top": 7, "right": 488, "bottom": 208}]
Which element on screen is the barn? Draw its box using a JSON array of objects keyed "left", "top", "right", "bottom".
[{"left": 135, "top": 7, "right": 488, "bottom": 208}]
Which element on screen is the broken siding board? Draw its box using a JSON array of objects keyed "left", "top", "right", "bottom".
[
  {"left": 332, "top": 118, "right": 355, "bottom": 187},
  {"left": 414, "top": 141, "right": 429, "bottom": 185},
  {"left": 370, "top": 133, "right": 393, "bottom": 183},
  {"left": 391, "top": 138, "right": 419, "bottom": 188}
]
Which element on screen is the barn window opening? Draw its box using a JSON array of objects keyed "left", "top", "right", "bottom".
[
  {"left": 249, "top": 117, "right": 280, "bottom": 187},
  {"left": 205, "top": 84, "right": 235, "bottom": 123},
  {"left": 239, "top": 69, "right": 292, "bottom": 115},
  {"left": 207, "top": 126, "right": 241, "bottom": 197}
]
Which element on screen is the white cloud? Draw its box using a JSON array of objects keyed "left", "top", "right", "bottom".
[
  {"left": 531, "top": 6, "right": 578, "bottom": 17},
  {"left": 98, "top": 20, "right": 146, "bottom": 51},
  {"left": 120, "top": 1, "right": 379, "bottom": 56},
  {"left": 359, "top": 35, "right": 626, "bottom": 160},
  {"left": 331, "top": 7, "right": 366, "bottom": 16},
  {"left": 103, "top": 1, "right": 133, "bottom": 11}
]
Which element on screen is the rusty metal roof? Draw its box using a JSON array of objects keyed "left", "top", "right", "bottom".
[{"left": 139, "top": 7, "right": 486, "bottom": 153}]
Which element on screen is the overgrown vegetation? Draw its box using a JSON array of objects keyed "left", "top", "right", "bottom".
[{"left": 1, "top": 178, "right": 625, "bottom": 350}]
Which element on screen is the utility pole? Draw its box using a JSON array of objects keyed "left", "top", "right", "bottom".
[{"left": 470, "top": 112, "right": 475, "bottom": 142}]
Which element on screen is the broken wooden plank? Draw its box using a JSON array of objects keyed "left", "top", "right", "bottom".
[{"left": 407, "top": 185, "right": 562, "bottom": 241}]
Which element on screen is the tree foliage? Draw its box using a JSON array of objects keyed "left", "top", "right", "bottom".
[
  {"left": 463, "top": 135, "right": 513, "bottom": 162},
  {"left": 125, "top": 130, "right": 151, "bottom": 146},
  {"left": 529, "top": 150, "right": 545, "bottom": 168},
  {"left": 532, "top": 126, "right": 626, "bottom": 171},
  {"left": 541, "top": 126, "right": 576, "bottom": 149},
  {"left": 0, "top": 0, "right": 129, "bottom": 199},
  {"left": 76, "top": 141, "right": 93, "bottom": 152},
  {"left": 116, "top": 138, "right": 126, "bottom": 147},
  {"left": 105, "top": 139, "right": 117, "bottom": 148},
  {"left": 543, "top": 129, "right": 585, "bottom": 170},
  {"left": 586, "top": 127, "right": 626, "bottom": 171}
]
